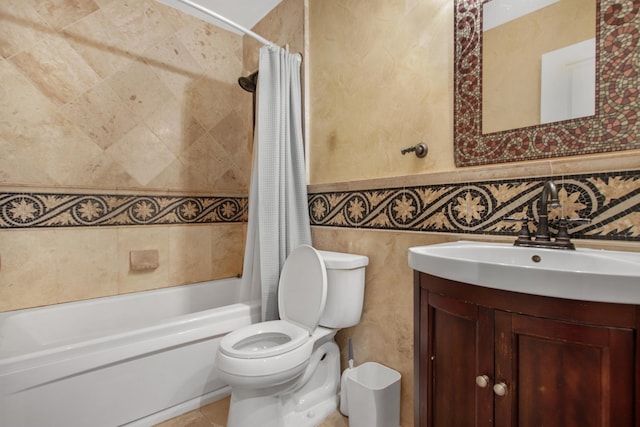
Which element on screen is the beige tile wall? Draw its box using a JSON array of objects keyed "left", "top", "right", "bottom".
[
  {"left": 1, "top": 0, "right": 251, "bottom": 192},
  {"left": 308, "top": 0, "right": 455, "bottom": 183},
  {"left": 0, "top": 223, "right": 246, "bottom": 312},
  {"left": 0, "top": 0, "right": 255, "bottom": 311}
]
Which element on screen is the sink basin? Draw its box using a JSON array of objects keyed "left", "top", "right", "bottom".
[{"left": 408, "top": 241, "right": 640, "bottom": 304}]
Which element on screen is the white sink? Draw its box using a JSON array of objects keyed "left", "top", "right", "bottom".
[{"left": 408, "top": 241, "right": 640, "bottom": 304}]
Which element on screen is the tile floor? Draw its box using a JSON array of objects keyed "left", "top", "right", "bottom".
[{"left": 153, "top": 397, "right": 349, "bottom": 427}]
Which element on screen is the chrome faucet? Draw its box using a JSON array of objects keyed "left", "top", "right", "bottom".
[{"left": 535, "top": 180, "right": 560, "bottom": 242}]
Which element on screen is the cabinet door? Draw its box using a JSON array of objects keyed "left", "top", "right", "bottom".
[
  {"left": 494, "top": 311, "right": 635, "bottom": 427},
  {"left": 420, "top": 291, "right": 494, "bottom": 426}
]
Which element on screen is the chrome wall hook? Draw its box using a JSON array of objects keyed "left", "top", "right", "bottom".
[{"left": 401, "top": 142, "right": 428, "bottom": 158}]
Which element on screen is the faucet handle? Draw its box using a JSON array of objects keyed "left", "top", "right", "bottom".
[
  {"left": 554, "top": 217, "right": 592, "bottom": 243},
  {"left": 504, "top": 216, "right": 533, "bottom": 242}
]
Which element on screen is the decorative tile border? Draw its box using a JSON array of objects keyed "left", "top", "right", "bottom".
[
  {"left": 4, "top": 170, "right": 639, "bottom": 243},
  {"left": 309, "top": 170, "right": 640, "bottom": 241},
  {"left": 0, "top": 192, "right": 247, "bottom": 228}
]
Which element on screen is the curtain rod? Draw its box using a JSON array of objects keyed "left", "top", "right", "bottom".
[{"left": 174, "top": 0, "right": 277, "bottom": 48}]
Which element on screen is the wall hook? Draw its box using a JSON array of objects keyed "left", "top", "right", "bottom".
[{"left": 401, "top": 142, "right": 428, "bottom": 158}]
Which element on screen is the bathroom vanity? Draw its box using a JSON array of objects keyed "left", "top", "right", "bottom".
[{"left": 409, "top": 242, "right": 640, "bottom": 427}]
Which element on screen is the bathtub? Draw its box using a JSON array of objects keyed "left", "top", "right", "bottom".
[{"left": 0, "top": 278, "right": 260, "bottom": 427}]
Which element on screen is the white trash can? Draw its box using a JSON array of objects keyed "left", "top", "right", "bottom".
[{"left": 346, "top": 362, "right": 401, "bottom": 427}]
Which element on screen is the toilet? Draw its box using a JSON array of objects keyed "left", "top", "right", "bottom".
[{"left": 216, "top": 245, "right": 369, "bottom": 427}]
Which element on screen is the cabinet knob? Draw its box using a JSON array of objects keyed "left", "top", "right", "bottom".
[
  {"left": 475, "top": 375, "right": 490, "bottom": 388},
  {"left": 493, "top": 382, "right": 508, "bottom": 396}
]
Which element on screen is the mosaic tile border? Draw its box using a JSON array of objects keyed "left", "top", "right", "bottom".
[
  {"left": 0, "top": 192, "right": 247, "bottom": 228},
  {"left": 454, "top": 0, "right": 640, "bottom": 166},
  {"left": 308, "top": 170, "right": 640, "bottom": 242},
  {"left": 4, "top": 170, "right": 639, "bottom": 243}
]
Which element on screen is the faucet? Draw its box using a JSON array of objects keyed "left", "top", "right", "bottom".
[
  {"left": 535, "top": 180, "right": 560, "bottom": 242},
  {"left": 504, "top": 181, "right": 591, "bottom": 249},
  {"left": 505, "top": 180, "right": 589, "bottom": 250}
]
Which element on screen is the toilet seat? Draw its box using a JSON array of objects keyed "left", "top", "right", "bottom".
[
  {"left": 219, "top": 245, "right": 328, "bottom": 361},
  {"left": 219, "top": 320, "right": 309, "bottom": 359}
]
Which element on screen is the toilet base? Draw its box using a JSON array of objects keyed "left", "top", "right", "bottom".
[
  {"left": 226, "top": 341, "right": 340, "bottom": 427},
  {"left": 283, "top": 395, "right": 338, "bottom": 427}
]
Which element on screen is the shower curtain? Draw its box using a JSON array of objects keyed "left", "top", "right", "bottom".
[{"left": 240, "top": 46, "right": 312, "bottom": 321}]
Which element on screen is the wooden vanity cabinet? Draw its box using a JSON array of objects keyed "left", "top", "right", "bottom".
[{"left": 414, "top": 272, "right": 638, "bottom": 427}]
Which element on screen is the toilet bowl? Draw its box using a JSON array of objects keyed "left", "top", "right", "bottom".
[
  {"left": 217, "top": 320, "right": 314, "bottom": 389},
  {"left": 216, "top": 245, "right": 368, "bottom": 427}
]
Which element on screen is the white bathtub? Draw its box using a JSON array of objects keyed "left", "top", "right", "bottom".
[{"left": 0, "top": 278, "right": 260, "bottom": 427}]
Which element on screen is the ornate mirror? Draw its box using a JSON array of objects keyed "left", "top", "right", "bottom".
[{"left": 454, "top": 0, "right": 640, "bottom": 167}]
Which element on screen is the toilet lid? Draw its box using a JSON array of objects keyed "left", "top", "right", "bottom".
[{"left": 278, "top": 245, "right": 327, "bottom": 333}]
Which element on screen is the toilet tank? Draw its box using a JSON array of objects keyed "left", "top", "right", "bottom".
[{"left": 318, "top": 250, "right": 369, "bottom": 328}]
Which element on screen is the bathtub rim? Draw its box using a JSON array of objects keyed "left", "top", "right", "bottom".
[
  {"left": 0, "top": 301, "right": 260, "bottom": 394},
  {"left": 0, "top": 277, "right": 245, "bottom": 360},
  {"left": 0, "top": 276, "right": 243, "bottom": 319},
  {"left": 0, "top": 278, "right": 260, "bottom": 393}
]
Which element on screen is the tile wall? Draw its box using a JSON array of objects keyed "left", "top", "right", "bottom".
[
  {"left": 1, "top": 0, "right": 252, "bottom": 192},
  {"left": 0, "top": 0, "right": 254, "bottom": 311}
]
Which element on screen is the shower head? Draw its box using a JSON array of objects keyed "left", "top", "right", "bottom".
[{"left": 238, "top": 71, "right": 258, "bottom": 93}]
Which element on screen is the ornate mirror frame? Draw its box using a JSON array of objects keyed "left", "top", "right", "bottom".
[{"left": 454, "top": 0, "right": 640, "bottom": 167}]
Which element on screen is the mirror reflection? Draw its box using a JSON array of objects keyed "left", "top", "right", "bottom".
[{"left": 482, "top": 0, "right": 596, "bottom": 134}]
